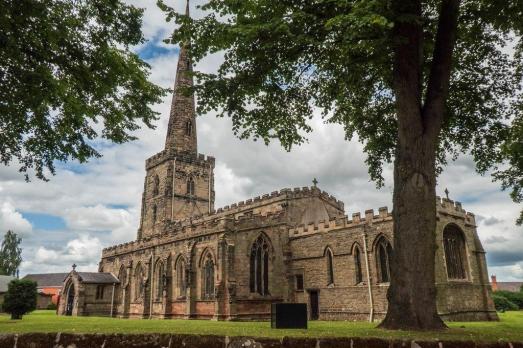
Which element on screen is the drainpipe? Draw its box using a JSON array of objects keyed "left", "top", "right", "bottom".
[
  {"left": 110, "top": 282, "right": 116, "bottom": 317},
  {"left": 362, "top": 232, "right": 374, "bottom": 322}
]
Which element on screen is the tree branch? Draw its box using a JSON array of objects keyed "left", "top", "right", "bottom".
[
  {"left": 392, "top": 0, "right": 424, "bottom": 138},
  {"left": 423, "top": 0, "right": 461, "bottom": 138}
]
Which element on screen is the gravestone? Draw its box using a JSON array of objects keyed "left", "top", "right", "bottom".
[{"left": 271, "top": 303, "right": 308, "bottom": 329}]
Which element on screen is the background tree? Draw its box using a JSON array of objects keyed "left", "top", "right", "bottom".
[
  {"left": 0, "top": 0, "right": 167, "bottom": 180},
  {"left": 2, "top": 279, "right": 37, "bottom": 320},
  {"left": 159, "top": 0, "right": 523, "bottom": 330},
  {"left": 0, "top": 231, "right": 22, "bottom": 276}
]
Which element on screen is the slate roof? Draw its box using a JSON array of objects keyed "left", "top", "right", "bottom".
[
  {"left": 23, "top": 273, "right": 68, "bottom": 288},
  {"left": 24, "top": 272, "right": 119, "bottom": 286},
  {"left": 495, "top": 282, "right": 523, "bottom": 292},
  {"left": 77, "top": 272, "right": 119, "bottom": 284},
  {"left": 0, "top": 275, "right": 16, "bottom": 293}
]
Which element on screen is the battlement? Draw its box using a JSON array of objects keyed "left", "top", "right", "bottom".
[
  {"left": 436, "top": 196, "right": 476, "bottom": 225},
  {"left": 145, "top": 149, "right": 215, "bottom": 170},
  {"left": 288, "top": 206, "right": 392, "bottom": 238},
  {"left": 101, "top": 209, "right": 286, "bottom": 257}
]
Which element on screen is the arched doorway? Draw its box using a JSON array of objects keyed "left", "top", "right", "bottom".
[{"left": 65, "top": 282, "right": 75, "bottom": 316}]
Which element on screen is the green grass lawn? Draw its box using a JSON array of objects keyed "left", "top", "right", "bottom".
[{"left": 0, "top": 310, "right": 522, "bottom": 342}]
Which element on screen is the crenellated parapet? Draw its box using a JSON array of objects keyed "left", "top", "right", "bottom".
[
  {"left": 145, "top": 149, "right": 215, "bottom": 170},
  {"left": 436, "top": 196, "right": 476, "bottom": 226},
  {"left": 102, "top": 209, "right": 287, "bottom": 258},
  {"left": 288, "top": 206, "right": 392, "bottom": 238}
]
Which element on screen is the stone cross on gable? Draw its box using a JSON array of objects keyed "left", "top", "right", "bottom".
[
  {"left": 72, "top": 263, "right": 77, "bottom": 271},
  {"left": 444, "top": 188, "right": 450, "bottom": 200},
  {"left": 313, "top": 178, "right": 318, "bottom": 187}
]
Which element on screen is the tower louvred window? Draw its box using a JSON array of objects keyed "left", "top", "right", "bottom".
[{"left": 153, "top": 175, "right": 159, "bottom": 196}]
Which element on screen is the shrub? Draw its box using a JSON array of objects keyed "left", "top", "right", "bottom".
[
  {"left": 492, "top": 294, "right": 519, "bottom": 312},
  {"left": 2, "top": 279, "right": 37, "bottom": 319},
  {"left": 47, "top": 303, "right": 57, "bottom": 310},
  {"left": 494, "top": 291, "right": 523, "bottom": 309}
]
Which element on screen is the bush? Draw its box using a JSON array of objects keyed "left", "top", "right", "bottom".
[
  {"left": 494, "top": 291, "right": 523, "bottom": 309},
  {"left": 492, "top": 294, "right": 519, "bottom": 312},
  {"left": 2, "top": 279, "right": 37, "bottom": 319},
  {"left": 47, "top": 302, "right": 57, "bottom": 310}
]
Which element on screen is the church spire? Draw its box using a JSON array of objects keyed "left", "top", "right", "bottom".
[{"left": 165, "top": 0, "right": 197, "bottom": 154}]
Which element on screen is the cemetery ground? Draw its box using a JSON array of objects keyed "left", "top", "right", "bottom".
[{"left": 0, "top": 310, "right": 522, "bottom": 343}]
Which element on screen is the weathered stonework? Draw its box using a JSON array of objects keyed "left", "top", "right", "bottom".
[{"left": 57, "top": 21, "right": 497, "bottom": 322}]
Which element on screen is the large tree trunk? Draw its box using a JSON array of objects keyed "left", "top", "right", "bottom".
[
  {"left": 379, "top": 134, "right": 446, "bottom": 330},
  {"left": 379, "top": 0, "right": 460, "bottom": 331}
]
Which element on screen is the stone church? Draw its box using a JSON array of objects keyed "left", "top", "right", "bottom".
[{"left": 58, "top": 15, "right": 497, "bottom": 321}]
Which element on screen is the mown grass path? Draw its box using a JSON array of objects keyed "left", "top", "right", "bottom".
[{"left": 0, "top": 311, "right": 522, "bottom": 342}]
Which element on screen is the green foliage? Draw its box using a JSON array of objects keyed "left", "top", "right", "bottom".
[
  {"left": 158, "top": 0, "right": 523, "bottom": 220},
  {"left": 0, "top": 231, "right": 22, "bottom": 276},
  {"left": 492, "top": 294, "right": 519, "bottom": 312},
  {"left": 46, "top": 303, "right": 57, "bottom": 310},
  {"left": 494, "top": 291, "right": 523, "bottom": 309},
  {"left": 2, "top": 279, "right": 37, "bottom": 320},
  {"left": 0, "top": 0, "right": 168, "bottom": 180}
]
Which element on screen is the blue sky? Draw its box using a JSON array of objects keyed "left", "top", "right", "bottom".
[{"left": 0, "top": 0, "right": 521, "bottom": 281}]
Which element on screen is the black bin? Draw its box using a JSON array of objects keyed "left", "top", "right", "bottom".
[{"left": 271, "top": 303, "right": 308, "bottom": 329}]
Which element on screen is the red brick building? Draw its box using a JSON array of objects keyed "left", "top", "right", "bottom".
[{"left": 23, "top": 273, "right": 68, "bottom": 306}]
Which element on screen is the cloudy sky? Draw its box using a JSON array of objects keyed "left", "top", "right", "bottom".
[{"left": 0, "top": 1, "right": 521, "bottom": 281}]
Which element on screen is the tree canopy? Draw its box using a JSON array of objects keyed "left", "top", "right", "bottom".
[
  {"left": 0, "top": 0, "right": 167, "bottom": 180},
  {"left": 0, "top": 230, "right": 22, "bottom": 277},
  {"left": 159, "top": 0, "right": 523, "bottom": 330},
  {"left": 2, "top": 279, "right": 37, "bottom": 320},
  {"left": 160, "top": 0, "right": 522, "bottom": 223}
]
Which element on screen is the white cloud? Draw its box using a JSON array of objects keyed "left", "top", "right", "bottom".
[
  {"left": 0, "top": 1, "right": 521, "bottom": 282},
  {"left": 0, "top": 201, "right": 32, "bottom": 237},
  {"left": 31, "top": 235, "right": 102, "bottom": 268}
]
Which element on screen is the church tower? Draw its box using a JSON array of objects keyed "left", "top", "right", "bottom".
[{"left": 137, "top": 0, "right": 215, "bottom": 240}]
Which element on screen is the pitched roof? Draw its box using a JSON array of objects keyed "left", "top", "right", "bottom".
[
  {"left": 0, "top": 275, "right": 16, "bottom": 293},
  {"left": 23, "top": 273, "right": 68, "bottom": 288},
  {"left": 77, "top": 272, "right": 119, "bottom": 284},
  {"left": 495, "top": 282, "right": 523, "bottom": 292}
]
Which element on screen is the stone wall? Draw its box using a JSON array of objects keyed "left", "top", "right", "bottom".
[{"left": 0, "top": 333, "right": 521, "bottom": 348}]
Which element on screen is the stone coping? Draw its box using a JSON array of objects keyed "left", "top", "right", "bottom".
[{"left": 0, "top": 333, "right": 521, "bottom": 348}]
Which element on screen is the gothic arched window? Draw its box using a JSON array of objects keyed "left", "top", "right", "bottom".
[
  {"left": 187, "top": 177, "right": 195, "bottom": 196},
  {"left": 202, "top": 254, "right": 214, "bottom": 299},
  {"left": 249, "top": 235, "right": 270, "bottom": 295},
  {"left": 443, "top": 225, "right": 468, "bottom": 280},
  {"left": 156, "top": 261, "right": 165, "bottom": 300},
  {"left": 176, "top": 257, "right": 187, "bottom": 298},
  {"left": 153, "top": 175, "right": 160, "bottom": 196},
  {"left": 326, "top": 248, "right": 334, "bottom": 285},
  {"left": 186, "top": 120, "right": 193, "bottom": 136},
  {"left": 376, "top": 237, "right": 392, "bottom": 283},
  {"left": 134, "top": 263, "right": 144, "bottom": 301},
  {"left": 354, "top": 245, "right": 363, "bottom": 284}
]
